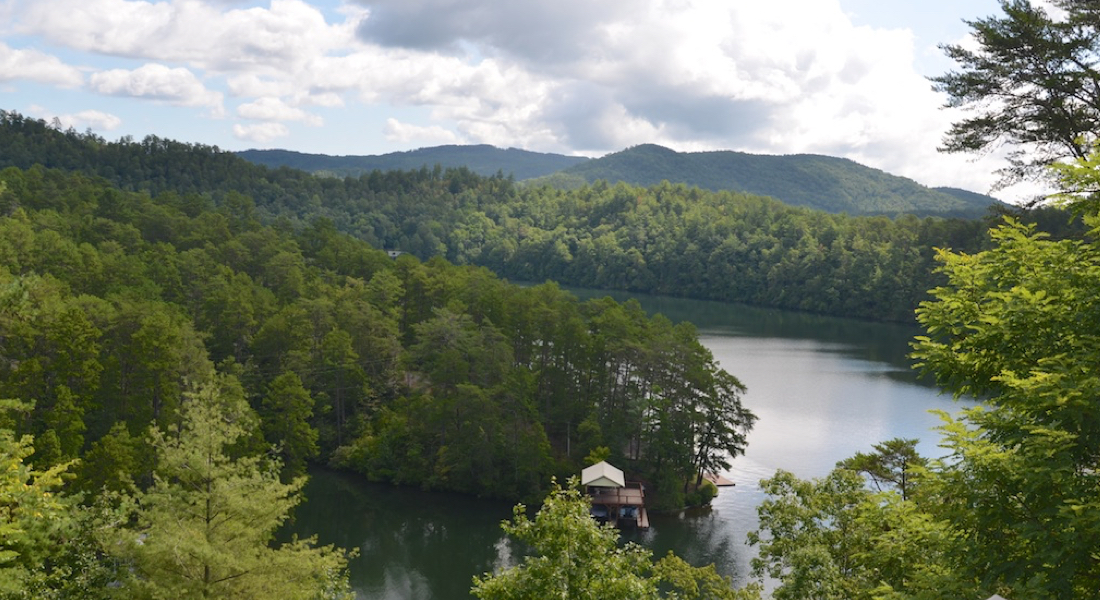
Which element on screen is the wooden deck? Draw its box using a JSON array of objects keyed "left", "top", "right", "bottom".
[
  {"left": 589, "top": 487, "right": 644, "bottom": 507},
  {"left": 588, "top": 484, "right": 649, "bottom": 530}
]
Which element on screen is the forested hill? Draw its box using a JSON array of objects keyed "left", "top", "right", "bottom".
[
  {"left": 0, "top": 163, "right": 756, "bottom": 508},
  {"left": 237, "top": 144, "right": 590, "bottom": 179},
  {"left": 239, "top": 142, "right": 1001, "bottom": 218},
  {"left": 0, "top": 110, "right": 1080, "bottom": 323},
  {"left": 533, "top": 144, "right": 1003, "bottom": 217}
]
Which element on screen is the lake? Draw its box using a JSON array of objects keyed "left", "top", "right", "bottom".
[{"left": 288, "top": 291, "right": 964, "bottom": 599}]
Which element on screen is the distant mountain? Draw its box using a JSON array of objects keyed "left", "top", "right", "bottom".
[
  {"left": 532, "top": 144, "right": 1003, "bottom": 217},
  {"left": 237, "top": 144, "right": 589, "bottom": 180},
  {"left": 932, "top": 186, "right": 1001, "bottom": 206},
  {"left": 240, "top": 142, "right": 1004, "bottom": 217}
]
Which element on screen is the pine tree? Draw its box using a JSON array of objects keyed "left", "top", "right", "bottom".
[
  {"left": 260, "top": 371, "right": 319, "bottom": 480},
  {"left": 108, "top": 383, "right": 352, "bottom": 599}
]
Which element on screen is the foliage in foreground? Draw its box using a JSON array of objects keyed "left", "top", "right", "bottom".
[
  {"left": 0, "top": 400, "right": 119, "bottom": 599},
  {"left": 105, "top": 383, "right": 353, "bottom": 599},
  {"left": 751, "top": 210, "right": 1100, "bottom": 599},
  {"left": 471, "top": 479, "right": 761, "bottom": 600},
  {"left": 0, "top": 386, "right": 353, "bottom": 599}
]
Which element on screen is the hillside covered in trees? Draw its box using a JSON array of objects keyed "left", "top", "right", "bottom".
[
  {"left": 0, "top": 152, "right": 765, "bottom": 595},
  {"left": 531, "top": 143, "right": 1003, "bottom": 216},
  {"left": 0, "top": 161, "right": 758, "bottom": 502},
  {"left": 5, "top": 111, "right": 1072, "bottom": 324},
  {"left": 238, "top": 141, "right": 1002, "bottom": 218}
]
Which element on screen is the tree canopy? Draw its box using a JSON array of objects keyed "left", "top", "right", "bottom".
[
  {"left": 752, "top": 164, "right": 1100, "bottom": 599},
  {"left": 0, "top": 158, "right": 769, "bottom": 594},
  {"left": 5, "top": 110, "right": 1076, "bottom": 323},
  {"left": 933, "top": 0, "right": 1100, "bottom": 186},
  {"left": 0, "top": 158, "right": 759, "bottom": 505},
  {"left": 910, "top": 213, "right": 1100, "bottom": 597}
]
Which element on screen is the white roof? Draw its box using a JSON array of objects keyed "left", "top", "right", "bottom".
[{"left": 581, "top": 461, "right": 625, "bottom": 488}]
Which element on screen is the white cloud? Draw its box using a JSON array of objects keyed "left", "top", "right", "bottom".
[
  {"left": 233, "top": 121, "right": 290, "bottom": 143},
  {"left": 300, "top": 92, "right": 344, "bottom": 108},
  {"left": 355, "top": 0, "right": 633, "bottom": 67},
  {"left": 343, "top": 0, "right": 959, "bottom": 175},
  {"left": 89, "top": 63, "right": 224, "bottom": 114},
  {"left": 15, "top": 0, "right": 352, "bottom": 73},
  {"left": 27, "top": 105, "right": 123, "bottom": 131},
  {"left": 237, "top": 97, "right": 323, "bottom": 126},
  {"left": 226, "top": 73, "right": 295, "bottom": 98},
  {"left": 0, "top": 42, "right": 83, "bottom": 87},
  {"left": 383, "top": 118, "right": 460, "bottom": 145},
  {"left": 63, "top": 109, "right": 123, "bottom": 131},
  {"left": 3, "top": 0, "right": 1016, "bottom": 196},
  {"left": 348, "top": 0, "right": 995, "bottom": 191}
]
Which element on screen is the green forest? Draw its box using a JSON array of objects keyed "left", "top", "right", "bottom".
[
  {"left": 241, "top": 142, "right": 997, "bottom": 216},
  {"left": 0, "top": 111, "right": 1092, "bottom": 597},
  {"left": 237, "top": 144, "right": 589, "bottom": 180},
  {"left": 1, "top": 109, "right": 1082, "bottom": 323},
  {"left": 0, "top": 160, "right": 758, "bottom": 596},
  {"left": 3, "top": 0, "right": 1100, "bottom": 597}
]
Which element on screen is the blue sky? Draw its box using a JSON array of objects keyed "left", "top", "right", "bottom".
[{"left": 2, "top": 0, "right": 1035, "bottom": 200}]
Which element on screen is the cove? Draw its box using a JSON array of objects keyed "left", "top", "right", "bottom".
[{"left": 288, "top": 290, "right": 964, "bottom": 599}]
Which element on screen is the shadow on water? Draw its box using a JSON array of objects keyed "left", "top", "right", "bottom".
[
  {"left": 283, "top": 469, "right": 516, "bottom": 600},
  {"left": 622, "top": 503, "right": 753, "bottom": 584}
]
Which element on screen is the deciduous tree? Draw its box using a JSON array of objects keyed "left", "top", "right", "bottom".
[
  {"left": 912, "top": 214, "right": 1100, "bottom": 597},
  {"left": 472, "top": 479, "right": 760, "bottom": 600}
]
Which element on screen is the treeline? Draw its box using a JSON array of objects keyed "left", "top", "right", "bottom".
[
  {"left": 2, "top": 110, "right": 1083, "bottom": 322},
  {"left": 0, "top": 164, "right": 752, "bottom": 509},
  {"left": 237, "top": 144, "right": 589, "bottom": 179},
  {"left": 456, "top": 182, "right": 992, "bottom": 321}
]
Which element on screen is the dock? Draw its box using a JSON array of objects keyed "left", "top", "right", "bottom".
[
  {"left": 582, "top": 461, "right": 650, "bottom": 530},
  {"left": 704, "top": 472, "right": 735, "bottom": 487},
  {"left": 589, "top": 484, "right": 650, "bottom": 529}
]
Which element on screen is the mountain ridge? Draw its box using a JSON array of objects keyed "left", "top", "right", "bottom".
[
  {"left": 236, "top": 142, "right": 1004, "bottom": 217},
  {"left": 237, "top": 144, "right": 590, "bottom": 180},
  {"left": 537, "top": 144, "right": 1003, "bottom": 216}
]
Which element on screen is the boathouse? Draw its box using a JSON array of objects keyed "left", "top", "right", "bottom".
[{"left": 582, "top": 461, "right": 649, "bottom": 530}]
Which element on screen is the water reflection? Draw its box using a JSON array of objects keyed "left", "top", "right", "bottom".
[
  {"left": 288, "top": 470, "right": 515, "bottom": 600},
  {"left": 566, "top": 286, "right": 928, "bottom": 382},
  {"left": 623, "top": 504, "right": 753, "bottom": 584}
]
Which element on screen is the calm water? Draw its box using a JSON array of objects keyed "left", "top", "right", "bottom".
[{"left": 289, "top": 292, "right": 964, "bottom": 599}]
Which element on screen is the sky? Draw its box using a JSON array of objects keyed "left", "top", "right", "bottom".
[{"left": 1, "top": 0, "right": 1039, "bottom": 201}]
